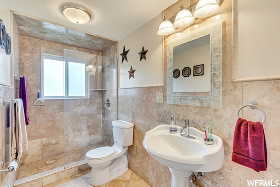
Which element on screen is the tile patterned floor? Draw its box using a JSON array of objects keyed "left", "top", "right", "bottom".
[
  {"left": 56, "top": 169, "right": 150, "bottom": 187},
  {"left": 56, "top": 177, "right": 91, "bottom": 187}
]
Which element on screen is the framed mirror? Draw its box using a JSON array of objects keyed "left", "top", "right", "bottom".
[{"left": 166, "top": 22, "right": 223, "bottom": 107}]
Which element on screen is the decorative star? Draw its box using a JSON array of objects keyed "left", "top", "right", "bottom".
[
  {"left": 120, "top": 46, "right": 129, "bottom": 63},
  {"left": 138, "top": 46, "right": 148, "bottom": 61},
  {"left": 128, "top": 65, "right": 136, "bottom": 79}
]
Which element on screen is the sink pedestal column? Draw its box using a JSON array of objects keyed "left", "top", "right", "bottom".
[{"left": 169, "top": 169, "right": 192, "bottom": 187}]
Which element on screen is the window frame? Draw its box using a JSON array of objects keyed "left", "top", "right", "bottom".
[{"left": 41, "top": 53, "right": 89, "bottom": 100}]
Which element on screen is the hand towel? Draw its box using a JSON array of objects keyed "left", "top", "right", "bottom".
[
  {"left": 13, "top": 99, "right": 28, "bottom": 161},
  {"left": 232, "top": 118, "right": 267, "bottom": 172},
  {"left": 19, "top": 76, "right": 30, "bottom": 125}
]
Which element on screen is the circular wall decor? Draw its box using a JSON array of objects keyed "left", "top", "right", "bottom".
[
  {"left": 173, "top": 69, "right": 180, "bottom": 79},
  {"left": 182, "top": 67, "right": 191, "bottom": 77}
]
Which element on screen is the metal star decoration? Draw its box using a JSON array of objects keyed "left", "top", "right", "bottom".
[
  {"left": 120, "top": 46, "right": 129, "bottom": 63},
  {"left": 138, "top": 46, "right": 148, "bottom": 61},
  {"left": 128, "top": 65, "right": 136, "bottom": 79}
]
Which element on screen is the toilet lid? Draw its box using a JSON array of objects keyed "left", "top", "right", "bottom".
[{"left": 86, "top": 146, "right": 115, "bottom": 159}]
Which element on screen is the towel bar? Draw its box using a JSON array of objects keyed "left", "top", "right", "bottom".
[{"left": 237, "top": 102, "right": 266, "bottom": 123}]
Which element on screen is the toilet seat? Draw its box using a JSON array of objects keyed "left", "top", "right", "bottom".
[
  {"left": 86, "top": 146, "right": 115, "bottom": 159},
  {"left": 86, "top": 146, "right": 126, "bottom": 166}
]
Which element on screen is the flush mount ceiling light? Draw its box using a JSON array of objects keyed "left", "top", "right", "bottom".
[
  {"left": 60, "top": 3, "right": 92, "bottom": 24},
  {"left": 174, "top": 8, "right": 195, "bottom": 29},
  {"left": 157, "top": 18, "right": 175, "bottom": 36},
  {"left": 194, "top": 0, "right": 220, "bottom": 18}
]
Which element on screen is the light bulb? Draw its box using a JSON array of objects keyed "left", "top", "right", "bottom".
[
  {"left": 194, "top": 0, "right": 219, "bottom": 18},
  {"left": 157, "top": 19, "right": 175, "bottom": 36},
  {"left": 174, "top": 8, "right": 195, "bottom": 29}
]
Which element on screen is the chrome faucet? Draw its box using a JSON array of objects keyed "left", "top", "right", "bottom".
[{"left": 180, "top": 120, "right": 195, "bottom": 139}]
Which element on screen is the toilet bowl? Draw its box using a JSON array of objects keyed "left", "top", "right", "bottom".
[{"left": 85, "top": 120, "right": 134, "bottom": 186}]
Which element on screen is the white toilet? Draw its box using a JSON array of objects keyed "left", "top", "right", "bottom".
[{"left": 85, "top": 120, "right": 134, "bottom": 186}]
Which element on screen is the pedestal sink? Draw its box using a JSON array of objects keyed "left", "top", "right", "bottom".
[{"left": 143, "top": 125, "right": 224, "bottom": 187}]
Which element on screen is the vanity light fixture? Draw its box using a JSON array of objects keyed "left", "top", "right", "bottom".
[
  {"left": 194, "top": 0, "right": 220, "bottom": 18},
  {"left": 157, "top": 0, "right": 222, "bottom": 36},
  {"left": 174, "top": 8, "right": 195, "bottom": 29},
  {"left": 61, "top": 3, "right": 92, "bottom": 24},
  {"left": 157, "top": 17, "right": 175, "bottom": 36}
]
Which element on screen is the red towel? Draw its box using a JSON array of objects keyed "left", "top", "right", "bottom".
[{"left": 232, "top": 118, "right": 267, "bottom": 172}]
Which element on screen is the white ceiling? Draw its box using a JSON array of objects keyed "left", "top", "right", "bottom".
[{"left": 1, "top": 0, "right": 177, "bottom": 41}]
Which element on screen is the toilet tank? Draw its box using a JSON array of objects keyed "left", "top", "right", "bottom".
[{"left": 112, "top": 120, "right": 134, "bottom": 147}]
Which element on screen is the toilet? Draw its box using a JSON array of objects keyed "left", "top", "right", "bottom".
[{"left": 85, "top": 120, "right": 134, "bottom": 186}]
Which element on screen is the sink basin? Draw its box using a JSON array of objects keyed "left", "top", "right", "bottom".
[{"left": 143, "top": 125, "right": 224, "bottom": 187}]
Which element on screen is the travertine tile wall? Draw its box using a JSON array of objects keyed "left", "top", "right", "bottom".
[
  {"left": 102, "top": 45, "right": 118, "bottom": 145},
  {"left": 17, "top": 35, "right": 105, "bottom": 179},
  {"left": 115, "top": 0, "right": 280, "bottom": 187}
]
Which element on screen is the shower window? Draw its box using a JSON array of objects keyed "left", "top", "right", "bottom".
[{"left": 41, "top": 54, "right": 88, "bottom": 99}]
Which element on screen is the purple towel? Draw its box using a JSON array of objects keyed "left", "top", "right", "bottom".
[{"left": 19, "top": 76, "right": 30, "bottom": 125}]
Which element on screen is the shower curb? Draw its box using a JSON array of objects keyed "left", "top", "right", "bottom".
[{"left": 14, "top": 159, "right": 87, "bottom": 186}]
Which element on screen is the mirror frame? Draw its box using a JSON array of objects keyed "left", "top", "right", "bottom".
[{"left": 166, "top": 22, "right": 223, "bottom": 107}]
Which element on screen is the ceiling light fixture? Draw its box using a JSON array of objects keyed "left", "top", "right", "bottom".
[
  {"left": 174, "top": 7, "right": 195, "bottom": 29},
  {"left": 60, "top": 3, "right": 92, "bottom": 24},
  {"left": 194, "top": 0, "right": 220, "bottom": 18}
]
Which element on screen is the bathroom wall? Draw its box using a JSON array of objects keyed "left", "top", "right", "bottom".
[
  {"left": 115, "top": 0, "right": 280, "bottom": 186},
  {"left": 17, "top": 35, "right": 106, "bottom": 179},
  {"left": 118, "top": 15, "right": 164, "bottom": 89},
  {"left": 0, "top": 9, "right": 12, "bottom": 87},
  {"left": 233, "top": 0, "right": 280, "bottom": 81}
]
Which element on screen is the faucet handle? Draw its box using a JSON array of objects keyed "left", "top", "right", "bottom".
[
  {"left": 184, "top": 119, "right": 189, "bottom": 128},
  {"left": 171, "top": 114, "right": 175, "bottom": 121}
]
